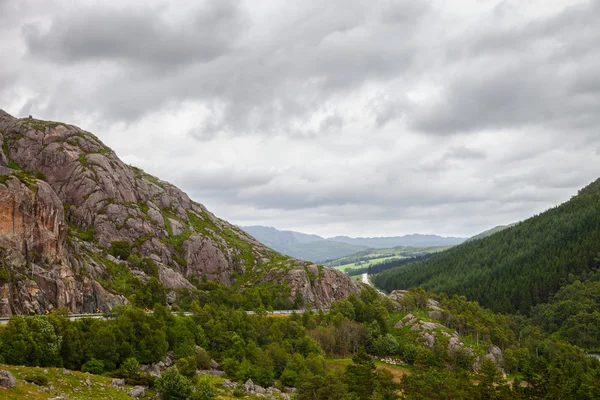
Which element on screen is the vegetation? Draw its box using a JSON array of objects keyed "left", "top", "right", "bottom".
[
  {"left": 374, "top": 178, "right": 600, "bottom": 314},
  {"left": 0, "top": 285, "right": 598, "bottom": 399}
]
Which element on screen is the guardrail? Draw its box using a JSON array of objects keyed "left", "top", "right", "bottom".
[{"left": 0, "top": 308, "right": 330, "bottom": 324}]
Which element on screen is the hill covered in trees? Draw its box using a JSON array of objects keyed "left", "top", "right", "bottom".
[{"left": 373, "top": 178, "right": 600, "bottom": 315}]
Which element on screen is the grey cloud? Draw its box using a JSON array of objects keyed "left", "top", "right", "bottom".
[
  {"left": 445, "top": 146, "right": 486, "bottom": 160},
  {"left": 23, "top": 1, "right": 247, "bottom": 68},
  {"left": 15, "top": 0, "right": 427, "bottom": 129},
  {"left": 411, "top": 0, "right": 600, "bottom": 135}
]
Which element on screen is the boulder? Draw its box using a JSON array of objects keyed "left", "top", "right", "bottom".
[
  {"left": 129, "top": 386, "right": 145, "bottom": 398},
  {"left": 0, "top": 370, "right": 16, "bottom": 388},
  {"left": 244, "top": 379, "right": 255, "bottom": 392},
  {"left": 112, "top": 378, "right": 125, "bottom": 387},
  {"left": 486, "top": 344, "right": 504, "bottom": 365},
  {"left": 447, "top": 337, "right": 463, "bottom": 356},
  {"left": 421, "top": 332, "right": 436, "bottom": 348}
]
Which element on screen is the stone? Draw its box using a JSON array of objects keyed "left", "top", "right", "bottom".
[
  {"left": 486, "top": 344, "right": 504, "bottom": 365},
  {"left": 447, "top": 337, "right": 462, "bottom": 356},
  {"left": 209, "top": 359, "right": 220, "bottom": 370},
  {"left": 420, "top": 321, "right": 443, "bottom": 331},
  {"left": 0, "top": 370, "right": 16, "bottom": 388},
  {"left": 112, "top": 378, "right": 125, "bottom": 387},
  {"left": 129, "top": 385, "right": 146, "bottom": 398},
  {"left": 421, "top": 332, "right": 436, "bottom": 348},
  {"left": 244, "top": 378, "right": 255, "bottom": 392}
]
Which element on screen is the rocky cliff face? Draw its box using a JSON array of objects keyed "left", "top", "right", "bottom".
[{"left": 0, "top": 110, "right": 362, "bottom": 315}]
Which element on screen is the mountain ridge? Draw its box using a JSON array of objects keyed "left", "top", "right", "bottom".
[{"left": 0, "top": 110, "right": 362, "bottom": 315}]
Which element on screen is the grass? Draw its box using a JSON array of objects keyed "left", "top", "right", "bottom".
[
  {"left": 0, "top": 364, "right": 155, "bottom": 399},
  {"left": 327, "top": 246, "right": 453, "bottom": 272},
  {"left": 333, "top": 255, "right": 401, "bottom": 272},
  {"left": 326, "top": 357, "right": 411, "bottom": 382}
]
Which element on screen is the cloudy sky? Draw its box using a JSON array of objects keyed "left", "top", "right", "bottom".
[{"left": 1, "top": 0, "right": 600, "bottom": 238}]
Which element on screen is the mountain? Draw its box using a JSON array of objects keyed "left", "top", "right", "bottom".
[
  {"left": 328, "top": 234, "right": 467, "bottom": 248},
  {"left": 466, "top": 223, "right": 517, "bottom": 242},
  {"left": 241, "top": 226, "right": 369, "bottom": 262},
  {"left": 0, "top": 110, "right": 362, "bottom": 315},
  {"left": 373, "top": 178, "right": 600, "bottom": 314}
]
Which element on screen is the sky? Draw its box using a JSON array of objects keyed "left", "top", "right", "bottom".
[{"left": 1, "top": 0, "right": 600, "bottom": 238}]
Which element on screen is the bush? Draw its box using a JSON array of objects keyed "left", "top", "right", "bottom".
[
  {"left": 176, "top": 356, "right": 197, "bottom": 378},
  {"left": 82, "top": 358, "right": 105, "bottom": 374},
  {"left": 120, "top": 357, "right": 139, "bottom": 379},
  {"left": 109, "top": 240, "right": 131, "bottom": 260},
  {"left": 191, "top": 375, "right": 217, "bottom": 400},
  {"left": 24, "top": 374, "right": 48, "bottom": 386},
  {"left": 126, "top": 371, "right": 155, "bottom": 387},
  {"left": 155, "top": 366, "right": 193, "bottom": 400}
]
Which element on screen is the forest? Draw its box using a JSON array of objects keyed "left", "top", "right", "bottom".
[
  {"left": 373, "top": 178, "right": 600, "bottom": 315},
  {"left": 1, "top": 285, "right": 599, "bottom": 399}
]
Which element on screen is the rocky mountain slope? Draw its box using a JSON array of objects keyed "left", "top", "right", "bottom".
[{"left": 0, "top": 110, "right": 361, "bottom": 316}]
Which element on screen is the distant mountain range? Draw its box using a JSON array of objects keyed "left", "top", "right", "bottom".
[
  {"left": 328, "top": 234, "right": 468, "bottom": 248},
  {"left": 241, "top": 226, "right": 468, "bottom": 262}
]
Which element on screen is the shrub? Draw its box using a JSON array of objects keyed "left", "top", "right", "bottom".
[
  {"left": 191, "top": 375, "right": 217, "bottom": 400},
  {"left": 176, "top": 356, "right": 197, "bottom": 378},
  {"left": 109, "top": 240, "right": 131, "bottom": 260},
  {"left": 120, "top": 357, "right": 139, "bottom": 379},
  {"left": 155, "top": 366, "right": 193, "bottom": 400},
  {"left": 82, "top": 358, "right": 105, "bottom": 374},
  {"left": 24, "top": 374, "right": 48, "bottom": 386}
]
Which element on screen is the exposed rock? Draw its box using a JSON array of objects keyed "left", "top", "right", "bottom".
[
  {"left": 447, "top": 337, "right": 463, "bottom": 356},
  {"left": 0, "top": 370, "right": 16, "bottom": 388},
  {"left": 209, "top": 359, "right": 220, "bottom": 370},
  {"left": 427, "top": 298, "right": 442, "bottom": 311},
  {"left": 129, "top": 385, "right": 145, "bottom": 398},
  {"left": 393, "top": 320, "right": 405, "bottom": 329},
  {"left": 0, "top": 110, "right": 363, "bottom": 315},
  {"left": 421, "top": 332, "right": 436, "bottom": 348},
  {"left": 244, "top": 378, "right": 255, "bottom": 392},
  {"left": 112, "top": 378, "right": 125, "bottom": 387},
  {"left": 420, "top": 321, "right": 443, "bottom": 331},
  {"left": 486, "top": 344, "right": 504, "bottom": 366}
]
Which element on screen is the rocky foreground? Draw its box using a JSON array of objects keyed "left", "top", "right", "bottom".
[{"left": 0, "top": 110, "right": 362, "bottom": 316}]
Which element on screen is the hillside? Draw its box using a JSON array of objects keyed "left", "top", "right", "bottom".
[
  {"left": 465, "top": 223, "right": 517, "bottom": 242},
  {"left": 0, "top": 110, "right": 362, "bottom": 315},
  {"left": 329, "top": 234, "right": 467, "bottom": 248},
  {"left": 373, "top": 178, "right": 600, "bottom": 314},
  {"left": 241, "top": 225, "right": 369, "bottom": 262},
  {"left": 324, "top": 245, "right": 451, "bottom": 273}
]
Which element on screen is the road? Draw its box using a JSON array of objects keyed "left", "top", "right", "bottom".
[{"left": 0, "top": 308, "right": 329, "bottom": 324}]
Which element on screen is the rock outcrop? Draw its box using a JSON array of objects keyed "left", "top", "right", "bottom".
[
  {"left": 0, "top": 110, "right": 363, "bottom": 315},
  {"left": 0, "top": 370, "right": 16, "bottom": 388}
]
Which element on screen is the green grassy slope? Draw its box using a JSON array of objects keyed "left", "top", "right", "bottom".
[{"left": 326, "top": 246, "right": 452, "bottom": 272}]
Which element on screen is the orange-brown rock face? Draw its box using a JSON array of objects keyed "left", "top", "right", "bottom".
[{"left": 0, "top": 177, "right": 66, "bottom": 264}]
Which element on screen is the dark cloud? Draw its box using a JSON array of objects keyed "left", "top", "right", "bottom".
[
  {"left": 23, "top": 1, "right": 247, "bottom": 68},
  {"left": 411, "top": 0, "right": 600, "bottom": 135}
]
